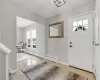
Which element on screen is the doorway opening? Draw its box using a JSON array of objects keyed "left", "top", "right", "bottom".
[
  {"left": 16, "top": 16, "right": 37, "bottom": 68},
  {"left": 16, "top": 16, "right": 45, "bottom": 69}
]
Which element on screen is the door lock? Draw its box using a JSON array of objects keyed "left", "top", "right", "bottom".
[
  {"left": 70, "top": 42, "right": 72, "bottom": 44},
  {"left": 69, "top": 45, "right": 72, "bottom": 47},
  {"left": 69, "top": 42, "right": 73, "bottom": 47}
]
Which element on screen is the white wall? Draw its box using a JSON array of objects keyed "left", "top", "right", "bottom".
[
  {"left": 46, "top": 1, "right": 95, "bottom": 63},
  {"left": 7, "top": 1, "right": 45, "bottom": 70},
  {"left": 0, "top": 0, "right": 12, "bottom": 80},
  {"left": 22, "top": 23, "right": 45, "bottom": 57},
  {"left": 0, "top": 1, "right": 45, "bottom": 79},
  {"left": 16, "top": 27, "right": 23, "bottom": 45},
  {"left": 0, "top": 0, "right": 95, "bottom": 79}
]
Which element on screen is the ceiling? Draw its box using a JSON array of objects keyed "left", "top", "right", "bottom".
[
  {"left": 13, "top": 0, "right": 94, "bottom": 18},
  {"left": 16, "top": 16, "right": 35, "bottom": 28}
]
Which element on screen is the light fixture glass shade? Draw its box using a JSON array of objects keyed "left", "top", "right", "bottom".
[{"left": 53, "top": 0, "right": 66, "bottom": 7}]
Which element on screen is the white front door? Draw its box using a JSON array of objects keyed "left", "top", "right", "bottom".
[{"left": 68, "top": 13, "right": 94, "bottom": 72}]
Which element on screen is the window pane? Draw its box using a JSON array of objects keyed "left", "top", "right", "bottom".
[
  {"left": 73, "top": 22, "right": 77, "bottom": 26},
  {"left": 28, "top": 39, "right": 31, "bottom": 47},
  {"left": 32, "top": 38, "right": 36, "bottom": 44},
  {"left": 31, "top": 30, "right": 36, "bottom": 38},
  {"left": 78, "top": 20, "right": 82, "bottom": 26},
  {"left": 73, "top": 27, "right": 77, "bottom": 31},
  {"left": 27, "top": 31, "right": 31, "bottom": 39},
  {"left": 31, "top": 29, "right": 36, "bottom": 48},
  {"left": 83, "top": 19, "right": 88, "bottom": 26},
  {"left": 83, "top": 19, "right": 88, "bottom": 31},
  {"left": 33, "top": 45, "right": 36, "bottom": 48}
]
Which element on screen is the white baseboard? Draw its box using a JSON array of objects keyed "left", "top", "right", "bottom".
[
  {"left": 26, "top": 52, "right": 69, "bottom": 67},
  {"left": 45, "top": 56, "right": 58, "bottom": 63},
  {"left": 58, "top": 61, "right": 69, "bottom": 66},
  {"left": 26, "top": 51, "right": 45, "bottom": 58},
  {"left": 35, "top": 53, "right": 44, "bottom": 58},
  {"left": 45, "top": 56, "right": 69, "bottom": 66}
]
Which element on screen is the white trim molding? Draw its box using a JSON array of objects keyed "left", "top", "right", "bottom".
[
  {"left": 45, "top": 55, "right": 58, "bottom": 62},
  {"left": 26, "top": 51, "right": 45, "bottom": 58},
  {"left": 26, "top": 52, "right": 70, "bottom": 67},
  {"left": 95, "top": 0, "right": 100, "bottom": 80},
  {"left": 58, "top": 61, "right": 69, "bottom": 66},
  {"left": 45, "top": 55, "right": 69, "bottom": 66},
  {"left": 69, "top": 11, "right": 94, "bottom": 19},
  {"left": 0, "top": 43, "right": 11, "bottom": 80}
]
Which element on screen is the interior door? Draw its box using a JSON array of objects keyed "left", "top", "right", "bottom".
[{"left": 68, "top": 13, "right": 94, "bottom": 72}]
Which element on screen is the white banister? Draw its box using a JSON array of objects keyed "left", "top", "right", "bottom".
[{"left": 0, "top": 43, "right": 11, "bottom": 80}]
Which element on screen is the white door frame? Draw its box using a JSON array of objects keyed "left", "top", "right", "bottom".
[{"left": 95, "top": 0, "right": 100, "bottom": 80}]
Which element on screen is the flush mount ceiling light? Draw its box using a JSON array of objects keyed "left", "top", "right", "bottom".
[{"left": 53, "top": 0, "right": 66, "bottom": 7}]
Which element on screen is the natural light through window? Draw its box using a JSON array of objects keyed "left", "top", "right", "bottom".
[
  {"left": 73, "top": 22, "right": 77, "bottom": 26},
  {"left": 83, "top": 19, "right": 88, "bottom": 27},
  {"left": 78, "top": 20, "right": 82, "bottom": 26},
  {"left": 26, "top": 29, "right": 36, "bottom": 48},
  {"left": 32, "top": 30, "right": 36, "bottom": 38},
  {"left": 73, "top": 19, "right": 89, "bottom": 31},
  {"left": 27, "top": 31, "right": 31, "bottom": 39}
]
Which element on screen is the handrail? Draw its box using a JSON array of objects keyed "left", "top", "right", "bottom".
[{"left": 0, "top": 42, "right": 11, "bottom": 80}]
